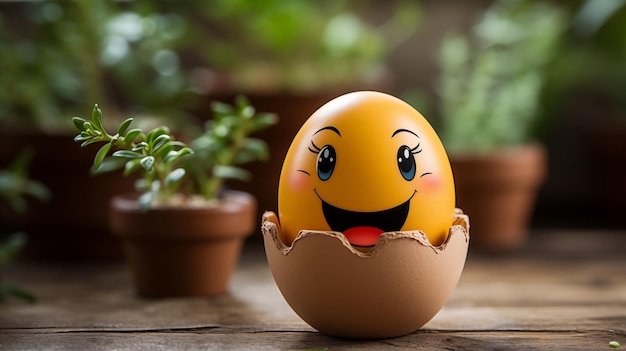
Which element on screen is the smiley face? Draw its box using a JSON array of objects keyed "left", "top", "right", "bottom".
[{"left": 277, "top": 91, "right": 455, "bottom": 248}]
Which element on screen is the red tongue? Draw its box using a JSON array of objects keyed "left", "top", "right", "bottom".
[{"left": 343, "top": 226, "right": 384, "bottom": 247}]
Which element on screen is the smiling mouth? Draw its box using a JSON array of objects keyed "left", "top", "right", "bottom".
[{"left": 316, "top": 190, "right": 415, "bottom": 247}]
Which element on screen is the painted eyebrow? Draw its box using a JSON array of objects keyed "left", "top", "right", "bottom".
[
  {"left": 313, "top": 126, "right": 341, "bottom": 137},
  {"left": 391, "top": 128, "right": 419, "bottom": 138}
]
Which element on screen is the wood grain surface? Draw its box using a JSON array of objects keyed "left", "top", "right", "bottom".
[{"left": 1, "top": 229, "right": 625, "bottom": 350}]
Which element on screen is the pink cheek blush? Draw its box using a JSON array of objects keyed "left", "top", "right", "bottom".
[
  {"left": 418, "top": 173, "right": 441, "bottom": 194},
  {"left": 289, "top": 171, "right": 313, "bottom": 192}
]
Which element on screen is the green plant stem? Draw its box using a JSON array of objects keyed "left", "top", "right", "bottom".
[
  {"left": 202, "top": 119, "right": 249, "bottom": 200},
  {"left": 153, "top": 159, "right": 174, "bottom": 203}
]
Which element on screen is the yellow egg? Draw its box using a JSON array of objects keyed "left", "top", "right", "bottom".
[
  {"left": 264, "top": 91, "right": 469, "bottom": 339},
  {"left": 277, "top": 91, "right": 455, "bottom": 248}
]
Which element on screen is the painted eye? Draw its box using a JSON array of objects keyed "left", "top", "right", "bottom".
[
  {"left": 397, "top": 145, "right": 416, "bottom": 181},
  {"left": 317, "top": 145, "right": 336, "bottom": 181}
]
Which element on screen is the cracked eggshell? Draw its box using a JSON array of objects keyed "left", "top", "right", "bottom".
[{"left": 262, "top": 210, "right": 470, "bottom": 339}]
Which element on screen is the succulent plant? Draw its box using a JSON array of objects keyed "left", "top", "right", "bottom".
[{"left": 72, "top": 96, "right": 277, "bottom": 210}]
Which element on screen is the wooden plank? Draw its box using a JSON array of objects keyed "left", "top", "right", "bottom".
[
  {"left": 1, "top": 330, "right": 624, "bottom": 351},
  {"left": 1, "top": 229, "right": 625, "bottom": 350}
]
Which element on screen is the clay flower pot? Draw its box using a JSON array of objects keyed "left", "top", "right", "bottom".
[
  {"left": 109, "top": 190, "right": 257, "bottom": 297},
  {"left": 450, "top": 143, "right": 547, "bottom": 251}
]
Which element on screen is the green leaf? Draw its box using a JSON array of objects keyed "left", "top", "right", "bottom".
[
  {"left": 235, "top": 95, "right": 251, "bottom": 112},
  {"left": 179, "top": 147, "right": 194, "bottom": 157},
  {"left": 124, "top": 129, "right": 143, "bottom": 144},
  {"left": 140, "top": 156, "right": 155, "bottom": 171},
  {"left": 74, "top": 135, "right": 90, "bottom": 142},
  {"left": 235, "top": 143, "right": 270, "bottom": 165},
  {"left": 112, "top": 150, "right": 142, "bottom": 159},
  {"left": 91, "top": 104, "right": 104, "bottom": 131},
  {"left": 82, "top": 121, "right": 94, "bottom": 131},
  {"left": 211, "top": 101, "right": 233, "bottom": 115},
  {"left": 152, "top": 134, "right": 171, "bottom": 153},
  {"left": 146, "top": 127, "right": 169, "bottom": 144},
  {"left": 72, "top": 117, "right": 88, "bottom": 131},
  {"left": 149, "top": 180, "right": 161, "bottom": 192},
  {"left": 117, "top": 118, "right": 134, "bottom": 136},
  {"left": 243, "top": 138, "right": 269, "bottom": 159},
  {"left": 169, "top": 140, "right": 187, "bottom": 148},
  {"left": 94, "top": 157, "right": 127, "bottom": 174},
  {"left": 4, "top": 285, "right": 36, "bottom": 303},
  {"left": 250, "top": 113, "right": 279, "bottom": 132},
  {"left": 22, "top": 180, "right": 51, "bottom": 202},
  {"left": 124, "top": 158, "right": 143, "bottom": 176},
  {"left": 0, "top": 232, "right": 27, "bottom": 266},
  {"left": 80, "top": 138, "right": 103, "bottom": 148},
  {"left": 213, "top": 165, "right": 251, "bottom": 182},
  {"left": 7, "top": 148, "right": 34, "bottom": 176},
  {"left": 164, "top": 147, "right": 194, "bottom": 163},
  {"left": 165, "top": 168, "right": 186, "bottom": 186},
  {"left": 139, "top": 191, "right": 155, "bottom": 212},
  {"left": 5, "top": 197, "right": 27, "bottom": 215},
  {"left": 134, "top": 178, "right": 150, "bottom": 191},
  {"left": 132, "top": 142, "right": 148, "bottom": 153},
  {"left": 241, "top": 105, "right": 254, "bottom": 119},
  {"left": 153, "top": 143, "right": 175, "bottom": 158},
  {"left": 93, "top": 142, "right": 112, "bottom": 172}
]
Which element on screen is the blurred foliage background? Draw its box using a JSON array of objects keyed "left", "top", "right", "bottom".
[
  {"left": 0, "top": 0, "right": 421, "bottom": 132},
  {"left": 0, "top": 0, "right": 625, "bottom": 229}
]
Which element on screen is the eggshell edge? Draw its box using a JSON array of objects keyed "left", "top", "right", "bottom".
[{"left": 261, "top": 209, "right": 470, "bottom": 339}]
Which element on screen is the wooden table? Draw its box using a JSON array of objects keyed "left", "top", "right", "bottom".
[{"left": 2, "top": 229, "right": 625, "bottom": 350}]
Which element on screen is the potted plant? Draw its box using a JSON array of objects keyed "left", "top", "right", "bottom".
[
  {"left": 547, "top": 0, "right": 626, "bottom": 224},
  {"left": 434, "top": 0, "right": 567, "bottom": 251},
  {"left": 0, "top": 1, "right": 199, "bottom": 260},
  {"left": 72, "top": 96, "right": 277, "bottom": 297},
  {"left": 171, "top": 0, "right": 423, "bottom": 223}
]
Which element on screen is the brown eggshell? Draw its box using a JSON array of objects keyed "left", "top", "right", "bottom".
[{"left": 262, "top": 209, "right": 470, "bottom": 339}]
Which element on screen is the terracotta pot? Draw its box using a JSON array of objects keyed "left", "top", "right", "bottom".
[
  {"left": 449, "top": 143, "right": 547, "bottom": 251},
  {"left": 109, "top": 190, "right": 257, "bottom": 297},
  {"left": 0, "top": 131, "right": 135, "bottom": 260}
]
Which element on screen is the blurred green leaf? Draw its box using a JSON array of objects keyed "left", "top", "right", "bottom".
[
  {"left": 251, "top": 113, "right": 278, "bottom": 132},
  {"left": 22, "top": 180, "right": 51, "bottom": 203},
  {"left": 94, "top": 157, "right": 126, "bottom": 174},
  {"left": 0, "top": 232, "right": 26, "bottom": 266},
  {"left": 437, "top": 0, "right": 567, "bottom": 151},
  {"left": 2, "top": 285, "right": 36, "bottom": 303},
  {"left": 123, "top": 158, "right": 143, "bottom": 176},
  {"left": 164, "top": 147, "right": 193, "bottom": 163},
  {"left": 234, "top": 138, "right": 269, "bottom": 164},
  {"left": 139, "top": 191, "right": 155, "bottom": 211},
  {"left": 140, "top": 156, "right": 155, "bottom": 172},
  {"left": 213, "top": 165, "right": 250, "bottom": 181},
  {"left": 165, "top": 168, "right": 185, "bottom": 186}
]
